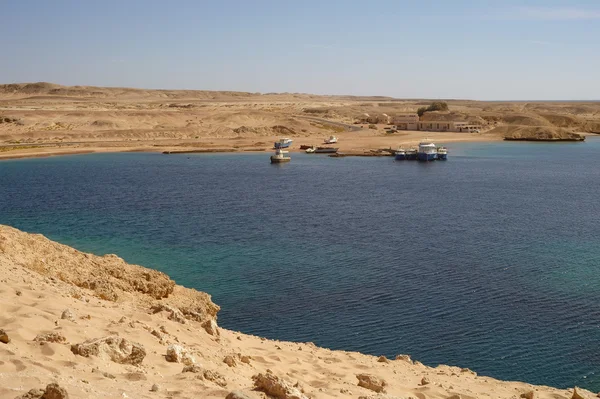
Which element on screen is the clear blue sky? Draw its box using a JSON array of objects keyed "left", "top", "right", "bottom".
[{"left": 1, "top": 0, "right": 598, "bottom": 100}]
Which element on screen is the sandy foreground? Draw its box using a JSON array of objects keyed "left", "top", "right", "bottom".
[{"left": 0, "top": 225, "right": 592, "bottom": 399}]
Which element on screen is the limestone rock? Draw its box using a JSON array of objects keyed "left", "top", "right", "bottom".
[
  {"left": 15, "top": 388, "right": 45, "bottom": 399},
  {"left": 151, "top": 304, "right": 187, "bottom": 324},
  {"left": 572, "top": 387, "right": 586, "bottom": 399},
  {"left": 0, "top": 328, "right": 10, "bottom": 344},
  {"left": 182, "top": 365, "right": 203, "bottom": 373},
  {"left": 71, "top": 336, "right": 146, "bottom": 365},
  {"left": 166, "top": 344, "right": 195, "bottom": 365},
  {"left": 150, "top": 384, "right": 159, "bottom": 392},
  {"left": 224, "top": 355, "right": 237, "bottom": 367},
  {"left": 34, "top": 332, "right": 67, "bottom": 344},
  {"left": 253, "top": 371, "right": 308, "bottom": 399},
  {"left": 42, "top": 383, "right": 69, "bottom": 399},
  {"left": 421, "top": 377, "right": 430, "bottom": 385},
  {"left": 521, "top": 391, "right": 535, "bottom": 399},
  {"left": 202, "top": 319, "right": 219, "bottom": 336},
  {"left": 395, "top": 354, "right": 412, "bottom": 363},
  {"left": 60, "top": 309, "right": 75, "bottom": 321},
  {"left": 226, "top": 391, "right": 257, "bottom": 399},
  {"left": 377, "top": 356, "right": 390, "bottom": 363},
  {"left": 356, "top": 373, "right": 387, "bottom": 393},
  {"left": 447, "top": 395, "right": 462, "bottom": 399},
  {"left": 199, "top": 369, "right": 227, "bottom": 387},
  {"left": 240, "top": 355, "right": 251, "bottom": 364}
]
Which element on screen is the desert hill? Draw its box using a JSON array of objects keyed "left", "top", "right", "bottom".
[
  {"left": 0, "top": 83, "right": 598, "bottom": 158},
  {"left": 0, "top": 224, "right": 594, "bottom": 398}
]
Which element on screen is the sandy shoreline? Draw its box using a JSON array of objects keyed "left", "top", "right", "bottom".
[{"left": 0, "top": 131, "right": 502, "bottom": 160}]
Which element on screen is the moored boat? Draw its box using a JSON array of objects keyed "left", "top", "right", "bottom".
[
  {"left": 324, "top": 136, "right": 338, "bottom": 144},
  {"left": 417, "top": 139, "right": 437, "bottom": 162},
  {"left": 274, "top": 138, "right": 293, "bottom": 149},
  {"left": 395, "top": 147, "right": 406, "bottom": 160},
  {"left": 405, "top": 147, "right": 418, "bottom": 160},
  {"left": 437, "top": 146, "right": 448, "bottom": 160},
  {"left": 270, "top": 148, "right": 291, "bottom": 163},
  {"left": 305, "top": 146, "right": 316, "bottom": 153},
  {"left": 314, "top": 147, "right": 339, "bottom": 154}
]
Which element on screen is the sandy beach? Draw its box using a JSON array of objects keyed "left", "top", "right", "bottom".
[{"left": 0, "top": 224, "right": 594, "bottom": 399}]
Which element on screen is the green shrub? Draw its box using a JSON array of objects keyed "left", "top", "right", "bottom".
[{"left": 418, "top": 102, "right": 449, "bottom": 117}]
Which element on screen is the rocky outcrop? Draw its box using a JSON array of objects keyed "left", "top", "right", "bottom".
[
  {"left": 253, "top": 372, "right": 308, "bottom": 399},
  {"left": 165, "top": 344, "right": 195, "bottom": 365},
  {"left": 70, "top": 336, "right": 146, "bottom": 365},
  {"left": 0, "top": 225, "right": 219, "bottom": 324},
  {"left": 499, "top": 126, "right": 585, "bottom": 142},
  {"left": 0, "top": 226, "right": 174, "bottom": 301},
  {"left": 356, "top": 374, "right": 387, "bottom": 393}
]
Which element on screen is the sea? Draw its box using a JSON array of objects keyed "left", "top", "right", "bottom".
[{"left": 2, "top": 138, "right": 600, "bottom": 391}]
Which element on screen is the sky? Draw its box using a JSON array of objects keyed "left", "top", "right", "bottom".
[{"left": 0, "top": 0, "right": 599, "bottom": 100}]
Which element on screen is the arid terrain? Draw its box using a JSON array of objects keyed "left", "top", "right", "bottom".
[
  {"left": 1, "top": 83, "right": 599, "bottom": 159},
  {"left": 1, "top": 224, "right": 596, "bottom": 399}
]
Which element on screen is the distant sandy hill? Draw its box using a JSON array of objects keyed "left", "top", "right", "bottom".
[{"left": 0, "top": 82, "right": 598, "bottom": 158}]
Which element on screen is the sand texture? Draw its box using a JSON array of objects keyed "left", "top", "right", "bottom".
[
  {"left": 0, "top": 224, "right": 595, "bottom": 398},
  {"left": 1, "top": 83, "right": 598, "bottom": 160}
]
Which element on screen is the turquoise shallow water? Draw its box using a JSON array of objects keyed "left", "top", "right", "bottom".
[{"left": 2, "top": 138, "right": 600, "bottom": 390}]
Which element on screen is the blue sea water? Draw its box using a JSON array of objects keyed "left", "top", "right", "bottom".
[{"left": 2, "top": 139, "right": 600, "bottom": 390}]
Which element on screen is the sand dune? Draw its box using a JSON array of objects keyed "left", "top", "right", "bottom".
[{"left": 0, "top": 225, "right": 595, "bottom": 398}]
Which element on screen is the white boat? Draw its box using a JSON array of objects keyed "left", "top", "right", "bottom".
[
  {"left": 274, "top": 138, "right": 293, "bottom": 149},
  {"left": 270, "top": 148, "right": 291, "bottom": 163},
  {"left": 324, "top": 136, "right": 338, "bottom": 144},
  {"left": 395, "top": 147, "right": 406, "bottom": 160},
  {"left": 405, "top": 147, "right": 418, "bottom": 160},
  {"left": 437, "top": 146, "right": 448, "bottom": 160},
  {"left": 417, "top": 139, "right": 438, "bottom": 162},
  {"left": 305, "top": 146, "right": 316, "bottom": 153}
]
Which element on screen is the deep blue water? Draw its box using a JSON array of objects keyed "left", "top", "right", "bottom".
[{"left": 2, "top": 139, "right": 600, "bottom": 390}]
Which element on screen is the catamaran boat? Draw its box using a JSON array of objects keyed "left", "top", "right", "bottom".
[
  {"left": 437, "top": 146, "right": 448, "bottom": 160},
  {"left": 324, "top": 136, "right": 338, "bottom": 144},
  {"left": 274, "top": 138, "right": 293, "bottom": 149},
  {"left": 395, "top": 147, "right": 406, "bottom": 160},
  {"left": 270, "top": 148, "right": 291, "bottom": 163},
  {"left": 417, "top": 139, "right": 438, "bottom": 162}
]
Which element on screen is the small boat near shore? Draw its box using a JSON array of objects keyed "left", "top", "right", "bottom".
[
  {"left": 305, "top": 146, "right": 316, "bottom": 153},
  {"left": 324, "top": 136, "right": 338, "bottom": 144},
  {"left": 270, "top": 148, "right": 291, "bottom": 163},
  {"left": 395, "top": 148, "right": 406, "bottom": 160},
  {"left": 274, "top": 138, "right": 293, "bottom": 149},
  {"left": 437, "top": 146, "right": 448, "bottom": 160},
  {"left": 405, "top": 147, "right": 418, "bottom": 160},
  {"left": 314, "top": 147, "right": 339, "bottom": 154}
]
